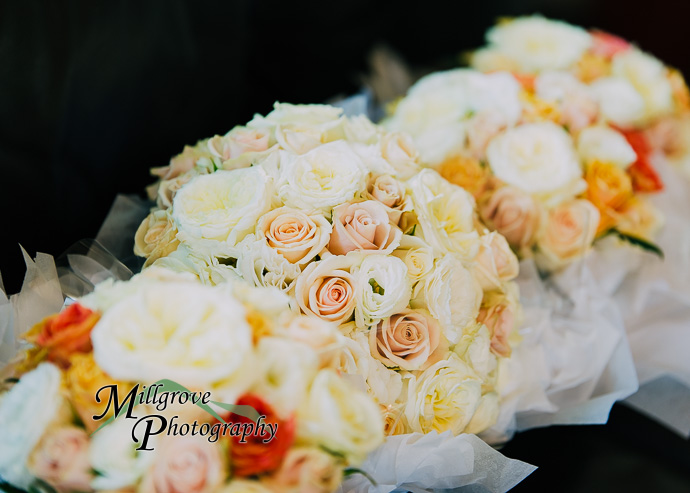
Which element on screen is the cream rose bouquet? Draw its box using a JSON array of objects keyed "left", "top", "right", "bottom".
[
  {"left": 134, "top": 103, "right": 523, "bottom": 442},
  {"left": 0, "top": 268, "right": 384, "bottom": 493},
  {"left": 383, "top": 16, "right": 690, "bottom": 272}
]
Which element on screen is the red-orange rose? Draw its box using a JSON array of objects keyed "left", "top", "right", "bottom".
[
  {"left": 226, "top": 394, "right": 295, "bottom": 478},
  {"left": 26, "top": 303, "right": 99, "bottom": 368}
]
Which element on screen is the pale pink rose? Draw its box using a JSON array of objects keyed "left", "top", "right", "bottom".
[
  {"left": 139, "top": 435, "right": 225, "bottom": 493},
  {"left": 367, "top": 175, "right": 411, "bottom": 224},
  {"left": 28, "top": 426, "right": 93, "bottom": 493},
  {"left": 268, "top": 447, "right": 343, "bottom": 493},
  {"left": 257, "top": 208, "right": 332, "bottom": 265},
  {"left": 480, "top": 186, "right": 541, "bottom": 250},
  {"left": 328, "top": 200, "right": 402, "bottom": 256},
  {"left": 467, "top": 110, "right": 509, "bottom": 160},
  {"left": 473, "top": 233, "right": 519, "bottom": 291},
  {"left": 477, "top": 303, "right": 515, "bottom": 358},
  {"left": 369, "top": 309, "right": 442, "bottom": 371},
  {"left": 537, "top": 199, "right": 600, "bottom": 268},
  {"left": 380, "top": 132, "right": 420, "bottom": 179},
  {"left": 151, "top": 145, "right": 206, "bottom": 181},
  {"left": 208, "top": 128, "right": 270, "bottom": 161},
  {"left": 295, "top": 256, "right": 358, "bottom": 324}
]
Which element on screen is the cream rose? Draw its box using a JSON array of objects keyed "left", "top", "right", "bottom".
[
  {"left": 536, "top": 199, "right": 600, "bottom": 270},
  {"left": 473, "top": 232, "right": 519, "bottom": 291},
  {"left": 367, "top": 174, "right": 412, "bottom": 224},
  {"left": 407, "top": 169, "right": 479, "bottom": 260},
  {"left": 577, "top": 126, "right": 637, "bottom": 168},
  {"left": 380, "top": 132, "right": 421, "bottom": 179},
  {"left": 404, "top": 354, "right": 482, "bottom": 435},
  {"left": 172, "top": 166, "right": 271, "bottom": 246},
  {"left": 295, "top": 255, "right": 359, "bottom": 325},
  {"left": 453, "top": 322, "right": 497, "bottom": 381},
  {"left": 486, "top": 122, "right": 585, "bottom": 203},
  {"left": 0, "top": 363, "right": 65, "bottom": 489},
  {"left": 328, "top": 200, "right": 402, "bottom": 256},
  {"left": 590, "top": 77, "right": 646, "bottom": 127},
  {"left": 236, "top": 235, "right": 301, "bottom": 293},
  {"left": 138, "top": 436, "right": 226, "bottom": 493},
  {"left": 480, "top": 186, "right": 541, "bottom": 250},
  {"left": 249, "top": 102, "right": 343, "bottom": 133},
  {"left": 481, "top": 16, "right": 592, "bottom": 72},
  {"left": 412, "top": 254, "right": 482, "bottom": 344},
  {"left": 343, "top": 114, "right": 381, "bottom": 144},
  {"left": 252, "top": 337, "right": 319, "bottom": 418},
  {"left": 134, "top": 209, "right": 180, "bottom": 266},
  {"left": 28, "top": 426, "right": 92, "bottom": 493},
  {"left": 257, "top": 207, "right": 331, "bottom": 265},
  {"left": 91, "top": 281, "right": 254, "bottom": 390},
  {"left": 369, "top": 309, "right": 442, "bottom": 371},
  {"left": 464, "top": 392, "right": 500, "bottom": 435},
  {"left": 220, "top": 480, "right": 273, "bottom": 493},
  {"left": 354, "top": 255, "right": 411, "bottom": 328},
  {"left": 391, "top": 235, "right": 436, "bottom": 287},
  {"left": 276, "top": 141, "right": 367, "bottom": 211},
  {"left": 298, "top": 369, "right": 384, "bottom": 463},
  {"left": 269, "top": 447, "right": 343, "bottom": 493}
]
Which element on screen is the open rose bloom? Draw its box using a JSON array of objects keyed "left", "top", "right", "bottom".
[
  {"left": 0, "top": 271, "right": 385, "bottom": 492},
  {"left": 133, "top": 103, "right": 523, "bottom": 449},
  {"left": 385, "top": 15, "right": 690, "bottom": 272}
]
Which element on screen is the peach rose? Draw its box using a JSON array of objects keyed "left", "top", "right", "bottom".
[
  {"left": 480, "top": 186, "right": 541, "bottom": 250},
  {"left": 477, "top": 303, "right": 515, "bottom": 358},
  {"left": 25, "top": 303, "right": 99, "bottom": 369},
  {"left": 367, "top": 175, "right": 411, "bottom": 224},
  {"left": 153, "top": 169, "right": 205, "bottom": 210},
  {"left": 139, "top": 435, "right": 226, "bottom": 493},
  {"left": 328, "top": 200, "right": 401, "bottom": 256},
  {"left": 369, "top": 309, "right": 442, "bottom": 371},
  {"left": 295, "top": 256, "right": 358, "bottom": 325},
  {"left": 268, "top": 447, "right": 343, "bottom": 493},
  {"left": 537, "top": 199, "right": 600, "bottom": 269},
  {"left": 257, "top": 208, "right": 332, "bottom": 265},
  {"left": 277, "top": 316, "right": 341, "bottom": 369},
  {"left": 28, "top": 426, "right": 93, "bottom": 493},
  {"left": 151, "top": 145, "right": 208, "bottom": 181},
  {"left": 438, "top": 155, "right": 489, "bottom": 199},
  {"left": 208, "top": 128, "right": 270, "bottom": 161},
  {"left": 134, "top": 209, "right": 180, "bottom": 267},
  {"left": 473, "top": 233, "right": 519, "bottom": 291},
  {"left": 585, "top": 160, "right": 633, "bottom": 234}
]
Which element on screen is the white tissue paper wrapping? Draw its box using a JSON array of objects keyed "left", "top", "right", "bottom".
[
  {"left": 337, "top": 432, "right": 536, "bottom": 493},
  {"left": 585, "top": 154, "right": 690, "bottom": 437}
]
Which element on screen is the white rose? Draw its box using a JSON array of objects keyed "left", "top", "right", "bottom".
[
  {"left": 453, "top": 322, "right": 497, "bottom": 381},
  {"left": 150, "top": 244, "right": 243, "bottom": 286},
  {"left": 472, "top": 232, "right": 519, "bottom": 292},
  {"left": 337, "top": 332, "right": 403, "bottom": 406},
  {"left": 412, "top": 254, "right": 481, "bottom": 344},
  {"left": 487, "top": 122, "right": 585, "bottom": 203},
  {"left": 91, "top": 281, "right": 254, "bottom": 392},
  {"left": 298, "top": 369, "right": 384, "bottom": 463},
  {"left": 0, "top": 364, "right": 64, "bottom": 489},
  {"left": 354, "top": 255, "right": 411, "bottom": 328},
  {"left": 277, "top": 141, "right": 367, "bottom": 211},
  {"left": 577, "top": 125, "right": 637, "bottom": 168},
  {"left": 464, "top": 392, "right": 500, "bottom": 435},
  {"left": 590, "top": 77, "right": 646, "bottom": 127},
  {"left": 482, "top": 16, "right": 592, "bottom": 72},
  {"left": 407, "top": 169, "right": 479, "bottom": 260},
  {"left": 249, "top": 102, "right": 344, "bottom": 130},
  {"left": 172, "top": 166, "right": 271, "bottom": 247},
  {"left": 236, "top": 234, "right": 301, "bottom": 293},
  {"left": 90, "top": 414, "right": 156, "bottom": 490},
  {"left": 404, "top": 354, "right": 482, "bottom": 435},
  {"left": 252, "top": 337, "right": 319, "bottom": 418},
  {"left": 343, "top": 114, "right": 381, "bottom": 144},
  {"left": 612, "top": 48, "right": 674, "bottom": 122}
]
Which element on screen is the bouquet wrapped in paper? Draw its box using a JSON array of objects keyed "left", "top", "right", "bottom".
[
  {"left": 136, "top": 103, "right": 523, "bottom": 443},
  {"left": 0, "top": 268, "right": 386, "bottom": 492}
]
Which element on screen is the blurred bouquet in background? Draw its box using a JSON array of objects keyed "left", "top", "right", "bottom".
[{"left": 0, "top": 269, "right": 385, "bottom": 493}]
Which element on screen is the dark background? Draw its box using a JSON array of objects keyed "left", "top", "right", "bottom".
[{"left": 1, "top": 1, "right": 689, "bottom": 491}]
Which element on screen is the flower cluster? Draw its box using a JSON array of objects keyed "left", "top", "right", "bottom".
[
  {"left": 136, "top": 103, "right": 521, "bottom": 439},
  {"left": 385, "top": 16, "right": 690, "bottom": 270},
  {"left": 0, "top": 270, "right": 384, "bottom": 493}
]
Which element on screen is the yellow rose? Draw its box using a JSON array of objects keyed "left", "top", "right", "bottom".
[{"left": 584, "top": 161, "right": 633, "bottom": 234}]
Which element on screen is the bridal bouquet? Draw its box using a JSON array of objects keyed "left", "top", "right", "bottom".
[
  {"left": 136, "top": 103, "right": 522, "bottom": 440},
  {"left": 0, "top": 269, "right": 385, "bottom": 493},
  {"left": 384, "top": 16, "right": 690, "bottom": 271}
]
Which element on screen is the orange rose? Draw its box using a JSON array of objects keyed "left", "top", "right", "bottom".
[
  {"left": 25, "top": 304, "right": 99, "bottom": 368},
  {"left": 65, "top": 353, "right": 128, "bottom": 432},
  {"left": 227, "top": 394, "right": 296, "bottom": 478},
  {"left": 585, "top": 161, "right": 633, "bottom": 234},
  {"left": 438, "top": 155, "right": 488, "bottom": 199}
]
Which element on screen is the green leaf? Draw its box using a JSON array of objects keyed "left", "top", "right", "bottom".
[
  {"left": 369, "top": 278, "right": 385, "bottom": 296},
  {"left": 406, "top": 224, "right": 417, "bottom": 236},
  {"left": 344, "top": 467, "right": 378, "bottom": 486},
  {"left": 603, "top": 228, "right": 664, "bottom": 259}
]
